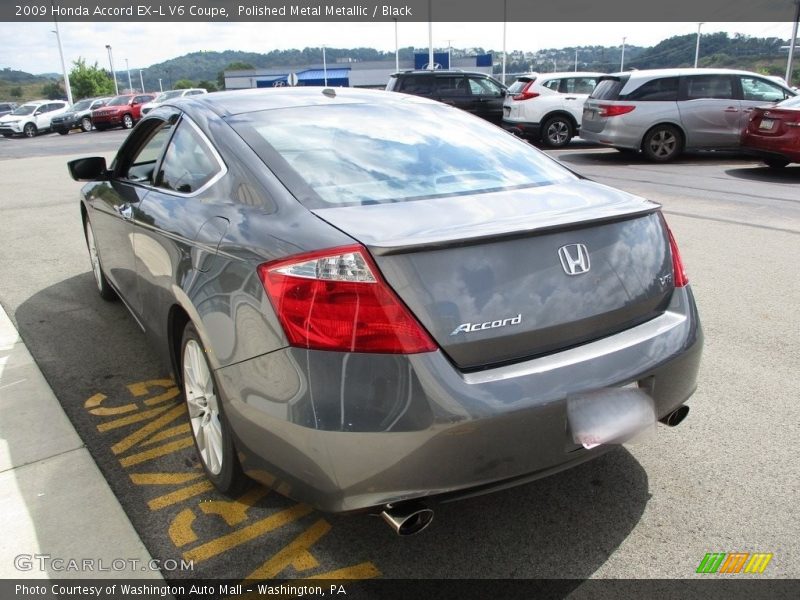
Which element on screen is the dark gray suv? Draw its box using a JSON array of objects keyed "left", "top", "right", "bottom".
[{"left": 386, "top": 70, "right": 507, "bottom": 124}]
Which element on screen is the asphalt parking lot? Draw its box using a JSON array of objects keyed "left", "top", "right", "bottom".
[{"left": 0, "top": 129, "right": 798, "bottom": 583}]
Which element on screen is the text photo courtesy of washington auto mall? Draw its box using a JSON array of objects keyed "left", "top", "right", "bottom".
[{"left": 0, "top": 0, "right": 799, "bottom": 599}]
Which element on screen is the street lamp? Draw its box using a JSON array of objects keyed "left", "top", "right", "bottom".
[
  {"left": 620, "top": 37, "right": 626, "bottom": 71},
  {"left": 787, "top": 0, "right": 800, "bottom": 86},
  {"left": 105, "top": 44, "right": 118, "bottom": 95},
  {"left": 694, "top": 23, "right": 704, "bottom": 68},
  {"left": 52, "top": 21, "right": 73, "bottom": 104},
  {"left": 125, "top": 58, "right": 132, "bottom": 92},
  {"left": 158, "top": 78, "right": 163, "bottom": 92},
  {"left": 139, "top": 69, "right": 145, "bottom": 93},
  {"left": 393, "top": 18, "right": 399, "bottom": 72},
  {"left": 322, "top": 45, "right": 327, "bottom": 86}
]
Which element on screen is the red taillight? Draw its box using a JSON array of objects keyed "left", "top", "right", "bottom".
[
  {"left": 598, "top": 104, "right": 635, "bottom": 117},
  {"left": 666, "top": 225, "right": 688, "bottom": 288},
  {"left": 257, "top": 245, "right": 437, "bottom": 354},
  {"left": 513, "top": 81, "right": 540, "bottom": 101}
]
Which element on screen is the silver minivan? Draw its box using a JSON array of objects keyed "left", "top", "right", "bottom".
[{"left": 581, "top": 68, "right": 797, "bottom": 161}]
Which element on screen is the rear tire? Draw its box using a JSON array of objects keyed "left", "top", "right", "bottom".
[
  {"left": 641, "top": 124, "right": 682, "bottom": 162},
  {"left": 764, "top": 158, "right": 789, "bottom": 169},
  {"left": 84, "top": 219, "right": 117, "bottom": 301},
  {"left": 181, "top": 323, "right": 248, "bottom": 495},
  {"left": 541, "top": 115, "right": 574, "bottom": 147}
]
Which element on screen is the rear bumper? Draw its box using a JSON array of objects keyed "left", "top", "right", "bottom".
[
  {"left": 216, "top": 286, "right": 702, "bottom": 513},
  {"left": 740, "top": 141, "right": 800, "bottom": 164},
  {"left": 580, "top": 123, "right": 643, "bottom": 150},
  {"left": 502, "top": 119, "right": 541, "bottom": 139}
]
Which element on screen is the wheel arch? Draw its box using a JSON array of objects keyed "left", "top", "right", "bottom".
[
  {"left": 167, "top": 304, "right": 191, "bottom": 385},
  {"left": 640, "top": 121, "right": 686, "bottom": 152},
  {"left": 542, "top": 110, "right": 578, "bottom": 130}
]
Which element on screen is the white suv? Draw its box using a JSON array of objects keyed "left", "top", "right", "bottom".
[
  {"left": 502, "top": 72, "right": 604, "bottom": 147},
  {"left": 140, "top": 88, "right": 208, "bottom": 116},
  {"left": 0, "top": 100, "right": 69, "bottom": 138}
]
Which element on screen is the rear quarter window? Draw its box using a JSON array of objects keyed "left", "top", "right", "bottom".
[
  {"left": 590, "top": 77, "right": 628, "bottom": 100},
  {"left": 621, "top": 77, "right": 679, "bottom": 101}
]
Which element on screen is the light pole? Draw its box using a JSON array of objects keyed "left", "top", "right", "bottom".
[
  {"left": 501, "top": 0, "right": 507, "bottom": 84},
  {"left": 786, "top": 0, "right": 800, "bottom": 86},
  {"left": 322, "top": 45, "right": 328, "bottom": 86},
  {"left": 139, "top": 69, "right": 144, "bottom": 92},
  {"left": 574, "top": 48, "right": 578, "bottom": 72},
  {"left": 52, "top": 21, "right": 73, "bottom": 104},
  {"left": 694, "top": 23, "right": 704, "bottom": 68},
  {"left": 427, "top": 0, "right": 434, "bottom": 70},
  {"left": 105, "top": 44, "right": 118, "bottom": 95},
  {"left": 158, "top": 78, "right": 163, "bottom": 92},
  {"left": 125, "top": 58, "right": 132, "bottom": 92},
  {"left": 393, "top": 18, "right": 399, "bottom": 72},
  {"left": 620, "top": 37, "right": 626, "bottom": 72}
]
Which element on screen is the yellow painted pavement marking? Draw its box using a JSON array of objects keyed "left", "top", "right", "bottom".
[{"left": 119, "top": 436, "right": 195, "bottom": 467}]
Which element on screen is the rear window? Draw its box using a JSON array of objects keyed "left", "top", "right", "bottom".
[
  {"left": 508, "top": 77, "right": 535, "bottom": 94},
  {"left": 231, "top": 101, "right": 573, "bottom": 209},
  {"left": 590, "top": 77, "right": 628, "bottom": 100}
]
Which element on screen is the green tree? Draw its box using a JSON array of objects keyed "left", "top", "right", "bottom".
[
  {"left": 9, "top": 86, "right": 22, "bottom": 98},
  {"left": 196, "top": 80, "right": 218, "bottom": 92},
  {"left": 69, "top": 58, "right": 115, "bottom": 99},
  {"left": 173, "top": 78, "right": 195, "bottom": 89},
  {"left": 41, "top": 81, "right": 64, "bottom": 99}
]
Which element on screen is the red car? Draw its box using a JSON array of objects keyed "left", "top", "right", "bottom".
[
  {"left": 91, "top": 93, "right": 155, "bottom": 131},
  {"left": 741, "top": 95, "right": 800, "bottom": 168}
]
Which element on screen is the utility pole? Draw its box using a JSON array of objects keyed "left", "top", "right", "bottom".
[
  {"left": 158, "top": 78, "right": 163, "bottom": 92},
  {"left": 105, "top": 44, "right": 118, "bottom": 95},
  {"left": 694, "top": 23, "right": 704, "bottom": 68},
  {"left": 322, "top": 45, "right": 327, "bottom": 86},
  {"left": 394, "top": 18, "right": 399, "bottom": 72},
  {"left": 125, "top": 58, "right": 132, "bottom": 92},
  {"left": 427, "top": 0, "right": 434, "bottom": 69},
  {"left": 620, "top": 37, "right": 626, "bottom": 72},
  {"left": 574, "top": 48, "right": 578, "bottom": 72},
  {"left": 52, "top": 20, "right": 73, "bottom": 104},
  {"left": 501, "top": 0, "right": 507, "bottom": 84},
  {"left": 139, "top": 69, "right": 144, "bottom": 92},
  {"left": 786, "top": 1, "right": 800, "bottom": 86}
]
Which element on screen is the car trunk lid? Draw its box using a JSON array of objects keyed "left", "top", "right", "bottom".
[{"left": 312, "top": 180, "right": 674, "bottom": 370}]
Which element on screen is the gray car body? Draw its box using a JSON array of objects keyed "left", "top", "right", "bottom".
[
  {"left": 581, "top": 68, "right": 797, "bottom": 152},
  {"left": 77, "top": 88, "right": 702, "bottom": 513}
]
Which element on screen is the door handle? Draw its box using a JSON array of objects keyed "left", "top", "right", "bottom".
[
  {"left": 723, "top": 107, "right": 739, "bottom": 113},
  {"left": 119, "top": 204, "right": 134, "bottom": 221},
  {"left": 565, "top": 97, "right": 577, "bottom": 100},
  {"left": 742, "top": 108, "right": 754, "bottom": 113}
]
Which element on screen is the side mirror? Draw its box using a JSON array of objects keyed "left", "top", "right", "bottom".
[
  {"left": 68, "top": 156, "right": 109, "bottom": 182},
  {"left": 34, "top": 110, "right": 43, "bottom": 116}
]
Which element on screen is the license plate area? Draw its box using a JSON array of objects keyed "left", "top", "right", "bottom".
[
  {"left": 759, "top": 118, "right": 775, "bottom": 130},
  {"left": 567, "top": 384, "right": 655, "bottom": 450}
]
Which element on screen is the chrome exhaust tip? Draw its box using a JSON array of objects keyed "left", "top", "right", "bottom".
[
  {"left": 380, "top": 502, "right": 434, "bottom": 536},
  {"left": 659, "top": 405, "right": 690, "bottom": 427}
]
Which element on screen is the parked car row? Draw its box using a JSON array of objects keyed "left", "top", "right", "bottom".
[
  {"left": 0, "top": 89, "right": 207, "bottom": 138},
  {"left": 386, "top": 67, "right": 799, "bottom": 166}
]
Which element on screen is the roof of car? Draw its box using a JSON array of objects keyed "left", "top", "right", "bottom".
[
  {"left": 605, "top": 68, "right": 778, "bottom": 79},
  {"left": 183, "top": 86, "right": 440, "bottom": 118},
  {"left": 390, "top": 69, "right": 494, "bottom": 77},
  {"left": 526, "top": 71, "right": 606, "bottom": 79}
]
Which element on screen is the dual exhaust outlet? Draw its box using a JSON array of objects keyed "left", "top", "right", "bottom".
[{"left": 378, "top": 405, "right": 689, "bottom": 535}]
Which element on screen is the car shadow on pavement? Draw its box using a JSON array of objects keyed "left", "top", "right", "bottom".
[
  {"left": 725, "top": 165, "right": 800, "bottom": 183},
  {"left": 12, "top": 273, "right": 650, "bottom": 581}
]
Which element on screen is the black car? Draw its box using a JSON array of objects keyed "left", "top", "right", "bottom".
[
  {"left": 51, "top": 97, "right": 111, "bottom": 134},
  {"left": 0, "top": 102, "right": 17, "bottom": 118},
  {"left": 386, "top": 70, "right": 507, "bottom": 124}
]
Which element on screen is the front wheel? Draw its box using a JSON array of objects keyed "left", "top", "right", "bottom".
[
  {"left": 642, "top": 125, "right": 683, "bottom": 161},
  {"left": 122, "top": 114, "right": 134, "bottom": 129},
  {"left": 181, "top": 324, "right": 247, "bottom": 495},
  {"left": 541, "top": 116, "right": 574, "bottom": 147},
  {"left": 80, "top": 117, "right": 92, "bottom": 132},
  {"left": 22, "top": 122, "right": 37, "bottom": 138},
  {"left": 84, "top": 219, "right": 117, "bottom": 301}
]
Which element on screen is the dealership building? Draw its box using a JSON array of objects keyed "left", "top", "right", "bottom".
[{"left": 223, "top": 53, "right": 494, "bottom": 89}]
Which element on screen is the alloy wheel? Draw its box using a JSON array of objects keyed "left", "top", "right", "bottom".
[{"left": 183, "top": 340, "right": 224, "bottom": 475}]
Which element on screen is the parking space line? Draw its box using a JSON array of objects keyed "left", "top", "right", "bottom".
[{"left": 119, "top": 436, "right": 195, "bottom": 467}]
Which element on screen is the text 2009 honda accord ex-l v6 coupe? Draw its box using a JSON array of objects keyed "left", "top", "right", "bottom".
[{"left": 69, "top": 88, "right": 702, "bottom": 535}]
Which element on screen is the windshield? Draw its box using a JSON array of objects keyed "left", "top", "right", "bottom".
[
  {"left": 107, "top": 96, "right": 132, "bottom": 106},
  {"left": 231, "top": 100, "right": 573, "bottom": 208},
  {"left": 11, "top": 105, "right": 37, "bottom": 116},
  {"left": 154, "top": 91, "right": 184, "bottom": 103},
  {"left": 71, "top": 99, "right": 93, "bottom": 111}
]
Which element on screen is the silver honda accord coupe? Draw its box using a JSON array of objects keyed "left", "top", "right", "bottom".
[{"left": 69, "top": 88, "right": 702, "bottom": 535}]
